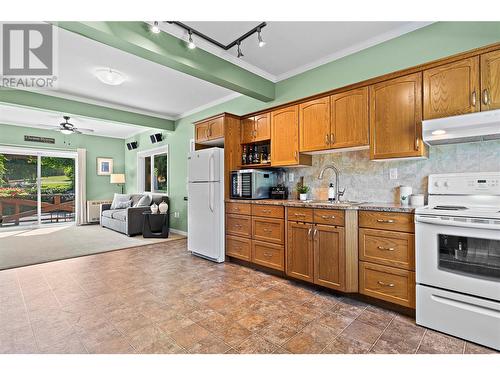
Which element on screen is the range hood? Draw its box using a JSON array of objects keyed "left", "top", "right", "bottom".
[{"left": 422, "top": 109, "right": 500, "bottom": 145}]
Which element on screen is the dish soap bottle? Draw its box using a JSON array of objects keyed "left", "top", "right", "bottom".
[{"left": 328, "top": 183, "right": 335, "bottom": 202}]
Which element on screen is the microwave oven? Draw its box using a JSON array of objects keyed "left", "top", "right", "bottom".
[{"left": 230, "top": 170, "right": 277, "bottom": 199}]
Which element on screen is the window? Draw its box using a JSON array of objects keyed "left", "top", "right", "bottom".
[{"left": 137, "top": 146, "right": 169, "bottom": 194}]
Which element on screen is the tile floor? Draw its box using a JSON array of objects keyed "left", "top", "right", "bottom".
[{"left": 0, "top": 238, "right": 497, "bottom": 354}]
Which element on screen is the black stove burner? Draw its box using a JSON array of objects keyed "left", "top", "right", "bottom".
[{"left": 433, "top": 205, "right": 468, "bottom": 211}]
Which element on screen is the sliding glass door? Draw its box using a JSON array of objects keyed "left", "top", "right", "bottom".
[{"left": 0, "top": 148, "right": 76, "bottom": 229}]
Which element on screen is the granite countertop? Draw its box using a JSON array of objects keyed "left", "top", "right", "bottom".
[{"left": 225, "top": 198, "right": 419, "bottom": 213}]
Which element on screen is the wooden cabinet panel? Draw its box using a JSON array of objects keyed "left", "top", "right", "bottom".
[
  {"left": 286, "top": 222, "right": 314, "bottom": 282},
  {"left": 251, "top": 204, "right": 284, "bottom": 219},
  {"left": 225, "top": 214, "right": 251, "bottom": 238},
  {"left": 287, "top": 207, "right": 314, "bottom": 223},
  {"left": 359, "top": 228, "right": 415, "bottom": 270},
  {"left": 226, "top": 235, "right": 251, "bottom": 261},
  {"left": 252, "top": 240, "right": 284, "bottom": 271},
  {"left": 330, "top": 87, "right": 369, "bottom": 148},
  {"left": 424, "top": 57, "right": 480, "bottom": 119},
  {"left": 208, "top": 117, "right": 224, "bottom": 139},
  {"left": 252, "top": 217, "right": 285, "bottom": 245},
  {"left": 313, "top": 209, "right": 345, "bottom": 226},
  {"left": 254, "top": 113, "right": 271, "bottom": 141},
  {"left": 370, "top": 72, "right": 425, "bottom": 159},
  {"left": 359, "top": 261, "right": 415, "bottom": 308},
  {"left": 359, "top": 211, "right": 414, "bottom": 233},
  {"left": 225, "top": 202, "right": 251, "bottom": 216},
  {"left": 241, "top": 117, "right": 255, "bottom": 144},
  {"left": 481, "top": 50, "right": 500, "bottom": 111},
  {"left": 299, "top": 97, "right": 331, "bottom": 152},
  {"left": 195, "top": 121, "right": 209, "bottom": 143},
  {"left": 271, "top": 105, "right": 300, "bottom": 166},
  {"left": 314, "top": 225, "right": 345, "bottom": 291}
]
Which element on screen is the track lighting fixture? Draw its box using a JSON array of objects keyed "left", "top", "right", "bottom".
[
  {"left": 257, "top": 28, "right": 266, "bottom": 47},
  {"left": 151, "top": 21, "right": 160, "bottom": 34},
  {"left": 237, "top": 41, "right": 244, "bottom": 58},
  {"left": 187, "top": 30, "right": 196, "bottom": 49}
]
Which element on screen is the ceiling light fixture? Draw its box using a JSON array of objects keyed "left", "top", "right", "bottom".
[
  {"left": 237, "top": 41, "right": 244, "bottom": 58},
  {"left": 94, "top": 68, "right": 126, "bottom": 86},
  {"left": 432, "top": 129, "right": 447, "bottom": 135},
  {"left": 60, "top": 128, "right": 73, "bottom": 135},
  {"left": 187, "top": 30, "right": 196, "bottom": 49},
  {"left": 257, "top": 28, "right": 266, "bottom": 47},
  {"left": 151, "top": 21, "right": 160, "bottom": 34}
]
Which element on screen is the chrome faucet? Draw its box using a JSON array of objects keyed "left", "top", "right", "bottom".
[{"left": 318, "top": 164, "right": 345, "bottom": 201}]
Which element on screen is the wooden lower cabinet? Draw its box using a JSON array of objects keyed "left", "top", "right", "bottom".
[
  {"left": 252, "top": 217, "right": 285, "bottom": 244},
  {"left": 252, "top": 240, "right": 284, "bottom": 271},
  {"left": 226, "top": 235, "right": 251, "bottom": 261},
  {"left": 225, "top": 214, "right": 251, "bottom": 238},
  {"left": 358, "top": 211, "right": 414, "bottom": 233},
  {"left": 286, "top": 222, "right": 314, "bottom": 282},
  {"left": 314, "top": 225, "right": 345, "bottom": 290},
  {"left": 359, "top": 261, "right": 415, "bottom": 308}
]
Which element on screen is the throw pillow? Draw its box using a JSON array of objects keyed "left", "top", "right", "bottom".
[
  {"left": 134, "top": 194, "right": 152, "bottom": 207},
  {"left": 114, "top": 200, "right": 132, "bottom": 209},
  {"left": 110, "top": 193, "right": 131, "bottom": 209}
]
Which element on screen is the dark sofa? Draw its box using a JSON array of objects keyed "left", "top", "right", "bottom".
[{"left": 100, "top": 193, "right": 169, "bottom": 236}]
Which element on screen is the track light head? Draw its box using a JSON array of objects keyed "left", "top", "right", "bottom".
[
  {"left": 257, "top": 28, "right": 266, "bottom": 47},
  {"left": 187, "top": 30, "right": 196, "bottom": 49},
  {"left": 151, "top": 21, "right": 160, "bottom": 34},
  {"left": 237, "top": 41, "right": 244, "bottom": 58}
]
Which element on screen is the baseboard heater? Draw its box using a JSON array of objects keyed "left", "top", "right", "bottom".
[{"left": 87, "top": 200, "right": 112, "bottom": 223}]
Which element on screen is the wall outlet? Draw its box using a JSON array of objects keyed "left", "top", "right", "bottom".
[
  {"left": 174, "top": 212, "right": 180, "bottom": 218},
  {"left": 288, "top": 173, "right": 294, "bottom": 183},
  {"left": 389, "top": 168, "right": 398, "bottom": 180}
]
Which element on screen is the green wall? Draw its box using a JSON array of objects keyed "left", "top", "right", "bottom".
[
  {"left": 132, "top": 21, "right": 500, "bottom": 233},
  {"left": 0, "top": 123, "right": 125, "bottom": 201}
]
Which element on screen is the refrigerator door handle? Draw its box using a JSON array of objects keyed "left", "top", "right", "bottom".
[
  {"left": 209, "top": 182, "right": 214, "bottom": 213},
  {"left": 209, "top": 151, "right": 215, "bottom": 182}
]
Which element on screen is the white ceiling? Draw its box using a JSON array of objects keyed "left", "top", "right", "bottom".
[{"left": 0, "top": 104, "right": 148, "bottom": 139}]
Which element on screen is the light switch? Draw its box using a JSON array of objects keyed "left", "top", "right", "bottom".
[
  {"left": 390, "top": 168, "right": 398, "bottom": 180},
  {"left": 288, "top": 173, "right": 294, "bottom": 183}
]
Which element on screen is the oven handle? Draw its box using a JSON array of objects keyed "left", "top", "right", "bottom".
[
  {"left": 431, "top": 294, "right": 500, "bottom": 319},
  {"left": 416, "top": 215, "right": 500, "bottom": 230}
]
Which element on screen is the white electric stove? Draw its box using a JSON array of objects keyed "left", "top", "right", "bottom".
[{"left": 415, "top": 172, "right": 500, "bottom": 351}]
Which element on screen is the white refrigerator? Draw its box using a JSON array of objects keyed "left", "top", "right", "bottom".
[{"left": 187, "top": 147, "right": 225, "bottom": 262}]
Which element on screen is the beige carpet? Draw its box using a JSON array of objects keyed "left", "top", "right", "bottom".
[{"left": 0, "top": 224, "right": 185, "bottom": 270}]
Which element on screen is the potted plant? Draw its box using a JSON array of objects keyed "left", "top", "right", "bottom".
[{"left": 296, "top": 183, "right": 310, "bottom": 201}]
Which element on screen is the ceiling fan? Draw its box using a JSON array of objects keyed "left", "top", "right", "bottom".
[{"left": 53, "top": 116, "right": 94, "bottom": 135}]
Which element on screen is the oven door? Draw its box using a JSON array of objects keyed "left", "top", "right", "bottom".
[{"left": 416, "top": 215, "right": 500, "bottom": 301}]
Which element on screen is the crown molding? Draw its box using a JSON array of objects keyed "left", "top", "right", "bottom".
[{"left": 173, "top": 92, "right": 242, "bottom": 121}]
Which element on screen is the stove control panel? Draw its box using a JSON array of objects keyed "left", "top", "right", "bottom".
[{"left": 429, "top": 172, "right": 500, "bottom": 195}]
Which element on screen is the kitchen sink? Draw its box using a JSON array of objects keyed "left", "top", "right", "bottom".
[{"left": 302, "top": 200, "right": 364, "bottom": 206}]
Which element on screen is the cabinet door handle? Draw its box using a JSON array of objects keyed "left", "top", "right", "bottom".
[
  {"left": 482, "top": 89, "right": 490, "bottom": 105},
  {"left": 234, "top": 224, "right": 242, "bottom": 228},
  {"left": 294, "top": 151, "right": 298, "bottom": 160},
  {"left": 471, "top": 90, "right": 477, "bottom": 107},
  {"left": 415, "top": 136, "right": 420, "bottom": 151},
  {"left": 233, "top": 207, "right": 240, "bottom": 212},
  {"left": 263, "top": 228, "right": 272, "bottom": 233},
  {"left": 377, "top": 219, "right": 395, "bottom": 223},
  {"left": 294, "top": 213, "right": 306, "bottom": 216},
  {"left": 377, "top": 281, "right": 395, "bottom": 287},
  {"left": 325, "top": 134, "right": 330, "bottom": 145},
  {"left": 330, "top": 133, "right": 335, "bottom": 144},
  {"left": 377, "top": 246, "right": 395, "bottom": 251},
  {"left": 263, "top": 252, "right": 273, "bottom": 258},
  {"left": 307, "top": 228, "right": 312, "bottom": 238},
  {"left": 313, "top": 228, "right": 318, "bottom": 238},
  {"left": 261, "top": 209, "right": 271, "bottom": 213},
  {"left": 321, "top": 215, "right": 335, "bottom": 219}
]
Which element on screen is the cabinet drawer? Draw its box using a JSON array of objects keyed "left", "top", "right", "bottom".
[
  {"left": 252, "top": 240, "right": 284, "bottom": 271},
  {"left": 252, "top": 204, "right": 284, "bottom": 218},
  {"left": 226, "top": 214, "right": 251, "bottom": 238},
  {"left": 359, "top": 229, "right": 415, "bottom": 270},
  {"left": 226, "top": 235, "right": 251, "bottom": 261},
  {"left": 226, "top": 202, "right": 251, "bottom": 215},
  {"left": 287, "top": 207, "right": 314, "bottom": 223},
  {"left": 359, "top": 211, "right": 414, "bottom": 233},
  {"left": 314, "top": 209, "right": 345, "bottom": 226},
  {"left": 359, "top": 262, "right": 415, "bottom": 308},
  {"left": 252, "top": 217, "right": 284, "bottom": 244}
]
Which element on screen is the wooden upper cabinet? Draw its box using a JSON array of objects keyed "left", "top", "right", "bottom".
[
  {"left": 299, "top": 97, "right": 331, "bottom": 152},
  {"left": 241, "top": 117, "right": 255, "bottom": 144},
  {"left": 481, "top": 50, "right": 500, "bottom": 111},
  {"left": 272, "top": 105, "right": 312, "bottom": 166},
  {"left": 286, "top": 222, "right": 314, "bottom": 282},
  {"left": 370, "top": 72, "right": 425, "bottom": 160},
  {"left": 330, "top": 87, "right": 369, "bottom": 148},
  {"left": 208, "top": 117, "right": 224, "bottom": 139},
  {"left": 254, "top": 113, "right": 271, "bottom": 141},
  {"left": 423, "top": 57, "right": 480, "bottom": 119},
  {"left": 195, "top": 121, "right": 209, "bottom": 143},
  {"left": 313, "top": 225, "right": 345, "bottom": 291}
]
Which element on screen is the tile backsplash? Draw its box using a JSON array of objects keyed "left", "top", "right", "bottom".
[{"left": 282, "top": 140, "right": 500, "bottom": 203}]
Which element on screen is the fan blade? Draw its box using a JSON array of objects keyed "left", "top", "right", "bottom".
[
  {"left": 75, "top": 127, "right": 94, "bottom": 132},
  {"left": 73, "top": 129, "right": 82, "bottom": 134}
]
